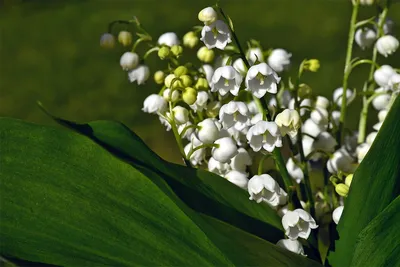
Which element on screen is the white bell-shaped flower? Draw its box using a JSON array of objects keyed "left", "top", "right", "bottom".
[
  {"left": 157, "top": 32, "right": 180, "bottom": 47},
  {"left": 374, "top": 65, "right": 396, "bottom": 88},
  {"left": 172, "top": 106, "right": 189, "bottom": 124},
  {"left": 314, "top": 132, "right": 337, "bottom": 154},
  {"left": 224, "top": 170, "right": 249, "bottom": 189},
  {"left": 230, "top": 148, "right": 252, "bottom": 172},
  {"left": 333, "top": 87, "right": 356, "bottom": 107},
  {"left": 247, "top": 101, "right": 259, "bottom": 115},
  {"left": 198, "top": 7, "right": 218, "bottom": 25},
  {"left": 190, "top": 91, "right": 209, "bottom": 112},
  {"left": 128, "top": 65, "right": 150, "bottom": 85},
  {"left": 248, "top": 174, "right": 286, "bottom": 207},
  {"left": 200, "top": 64, "right": 214, "bottom": 84},
  {"left": 245, "top": 63, "right": 281, "bottom": 98},
  {"left": 366, "top": 131, "right": 378, "bottom": 145},
  {"left": 246, "top": 47, "right": 264, "bottom": 64},
  {"left": 327, "top": 148, "right": 355, "bottom": 174},
  {"left": 212, "top": 137, "right": 238, "bottom": 163},
  {"left": 332, "top": 206, "right": 344, "bottom": 225},
  {"left": 276, "top": 239, "right": 306, "bottom": 256},
  {"left": 372, "top": 87, "right": 391, "bottom": 110},
  {"left": 246, "top": 121, "right": 283, "bottom": 152},
  {"left": 389, "top": 73, "right": 400, "bottom": 91},
  {"left": 163, "top": 88, "right": 180, "bottom": 102},
  {"left": 302, "top": 118, "right": 325, "bottom": 138},
  {"left": 211, "top": 66, "right": 242, "bottom": 96},
  {"left": 356, "top": 143, "right": 370, "bottom": 163},
  {"left": 159, "top": 114, "right": 172, "bottom": 131},
  {"left": 267, "top": 49, "right": 292, "bottom": 72},
  {"left": 376, "top": 35, "right": 399, "bottom": 57},
  {"left": 354, "top": 28, "right": 376, "bottom": 50},
  {"left": 142, "top": 94, "right": 167, "bottom": 114},
  {"left": 233, "top": 58, "right": 247, "bottom": 75},
  {"left": 197, "top": 118, "right": 219, "bottom": 144},
  {"left": 250, "top": 113, "right": 263, "bottom": 125},
  {"left": 178, "top": 122, "right": 194, "bottom": 140},
  {"left": 184, "top": 136, "right": 205, "bottom": 166},
  {"left": 315, "top": 96, "right": 330, "bottom": 109},
  {"left": 282, "top": 209, "right": 318, "bottom": 240},
  {"left": 208, "top": 157, "right": 231, "bottom": 176},
  {"left": 120, "top": 52, "right": 139, "bottom": 70},
  {"left": 274, "top": 109, "right": 301, "bottom": 138},
  {"left": 219, "top": 101, "right": 250, "bottom": 131},
  {"left": 288, "top": 98, "right": 312, "bottom": 116},
  {"left": 302, "top": 135, "right": 314, "bottom": 158},
  {"left": 286, "top": 157, "right": 304, "bottom": 184},
  {"left": 310, "top": 107, "right": 329, "bottom": 126},
  {"left": 373, "top": 109, "right": 389, "bottom": 130},
  {"left": 200, "top": 20, "right": 232, "bottom": 50}
]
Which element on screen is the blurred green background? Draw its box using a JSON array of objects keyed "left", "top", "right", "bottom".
[{"left": 1, "top": 0, "right": 399, "bottom": 163}]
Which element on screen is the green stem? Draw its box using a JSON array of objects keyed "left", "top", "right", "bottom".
[
  {"left": 187, "top": 143, "right": 218, "bottom": 160},
  {"left": 338, "top": 0, "right": 359, "bottom": 146},
  {"left": 258, "top": 154, "right": 271, "bottom": 175}
]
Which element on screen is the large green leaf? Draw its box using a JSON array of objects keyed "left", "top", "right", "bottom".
[
  {"left": 350, "top": 196, "right": 400, "bottom": 267},
  {"left": 41, "top": 109, "right": 284, "bottom": 243},
  {"left": 328, "top": 97, "right": 400, "bottom": 266}
]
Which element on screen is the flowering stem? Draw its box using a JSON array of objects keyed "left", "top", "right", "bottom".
[
  {"left": 338, "top": 0, "right": 359, "bottom": 146},
  {"left": 257, "top": 154, "right": 271, "bottom": 175},
  {"left": 186, "top": 143, "right": 218, "bottom": 160}
]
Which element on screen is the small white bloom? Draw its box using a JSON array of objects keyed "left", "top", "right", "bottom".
[
  {"left": 158, "top": 32, "right": 180, "bottom": 47},
  {"left": 200, "top": 64, "right": 214, "bottom": 84},
  {"left": 356, "top": 143, "right": 370, "bottom": 163},
  {"left": 373, "top": 109, "right": 389, "bottom": 130},
  {"left": 200, "top": 20, "right": 232, "bottom": 50},
  {"left": 376, "top": 35, "right": 399, "bottom": 57},
  {"left": 302, "top": 135, "right": 314, "bottom": 158},
  {"left": 233, "top": 58, "right": 247, "bottom": 75},
  {"left": 314, "top": 132, "right": 337, "bottom": 154},
  {"left": 163, "top": 88, "right": 180, "bottom": 102},
  {"left": 275, "top": 109, "right": 301, "bottom": 138},
  {"left": 190, "top": 91, "right": 209, "bottom": 112},
  {"left": 327, "top": 148, "right": 355, "bottom": 174},
  {"left": 142, "top": 94, "right": 167, "bottom": 114},
  {"left": 330, "top": 110, "right": 341, "bottom": 128},
  {"left": 225, "top": 127, "right": 248, "bottom": 146},
  {"left": 128, "top": 65, "right": 150, "bottom": 85},
  {"left": 276, "top": 239, "right": 306, "bottom": 256},
  {"left": 354, "top": 28, "right": 376, "bottom": 50},
  {"left": 366, "top": 131, "right": 378, "bottom": 145},
  {"left": 184, "top": 136, "right": 205, "bottom": 166},
  {"left": 374, "top": 65, "right": 396, "bottom": 88},
  {"left": 197, "top": 118, "right": 219, "bottom": 144},
  {"left": 198, "top": 7, "right": 218, "bottom": 25},
  {"left": 250, "top": 113, "right": 263, "bottom": 125},
  {"left": 372, "top": 87, "right": 391, "bottom": 110},
  {"left": 246, "top": 47, "right": 264, "bottom": 64},
  {"left": 389, "top": 73, "right": 400, "bottom": 91},
  {"left": 288, "top": 98, "right": 312, "bottom": 116},
  {"left": 247, "top": 101, "right": 259, "bottom": 115},
  {"left": 246, "top": 121, "right": 282, "bottom": 152},
  {"left": 315, "top": 96, "right": 330, "bottom": 109},
  {"left": 282, "top": 209, "right": 318, "bottom": 240},
  {"left": 286, "top": 157, "right": 304, "bottom": 184},
  {"left": 245, "top": 63, "right": 281, "bottom": 98},
  {"left": 267, "top": 49, "right": 292, "bottom": 72},
  {"left": 333, "top": 87, "right": 356, "bottom": 107},
  {"left": 219, "top": 101, "right": 250, "bottom": 131},
  {"left": 208, "top": 157, "right": 231, "bottom": 176},
  {"left": 211, "top": 66, "right": 242, "bottom": 96},
  {"left": 172, "top": 106, "right": 189, "bottom": 124},
  {"left": 120, "top": 52, "right": 139, "bottom": 70},
  {"left": 224, "top": 170, "right": 248, "bottom": 189},
  {"left": 178, "top": 122, "right": 194, "bottom": 140},
  {"left": 332, "top": 206, "right": 344, "bottom": 225},
  {"left": 230, "top": 148, "right": 252, "bottom": 172},
  {"left": 100, "top": 33, "right": 115, "bottom": 49},
  {"left": 212, "top": 137, "right": 238, "bottom": 163},
  {"left": 248, "top": 174, "right": 286, "bottom": 207},
  {"left": 310, "top": 107, "right": 329, "bottom": 126},
  {"left": 302, "top": 119, "right": 325, "bottom": 138},
  {"left": 382, "top": 18, "right": 394, "bottom": 35}
]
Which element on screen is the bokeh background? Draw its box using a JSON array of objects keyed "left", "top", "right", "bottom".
[{"left": 1, "top": 0, "right": 399, "bottom": 163}]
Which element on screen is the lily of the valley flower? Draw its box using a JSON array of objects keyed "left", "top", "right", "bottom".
[
  {"left": 200, "top": 20, "right": 232, "bottom": 50},
  {"left": 374, "top": 65, "right": 396, "bottom": 88},
  {"left": 332, "top": 206, "right": 344, "bottom": 225},
  {"left": 219, "top": 101, "right": 251, "bottom": 131},
  {"left": 276, "top": 239, "right": 306, "bottom": 256},
  {"left": 246, "top": 47, "right": 264, "bottom": 64},
  {"left": 286, "top": 157, "right": 304, "bottom": 184},
  {"left": 327, "top": 148, "right": 355, "bottom": 174},
  {"left": 120, "top": 52, "right": 139, "bottom": 70},
  {"left": 372, "top": 88, "right": 391, "bottom": 110},
  {"left": 212, "top": 137, "right": 238, "bottom": 163},
  {"left": 230, "top": 147, "right": 252, "bottom": 172},
  {"left": 196, "top": 118, "right": 219, "bottom": 144},
  {"left": 208, "top": 157, "right": 231, "bottom": 176},
  {"left": 274, "top": 109, "right": 301, "bottom": 138},
  {"left": 190, "top": 91, "right": 209, "bottom": 112},
  {"left": 354, "top": 28, "right": 376, "bottom": 50},
  {"left": 248, "top": 174, "right": 287, "bottom": 207},
  {"left": 245, "top": 63, "right": 281, "bottom": 98},
  {"left": 246, "top": 121, "right": 282, "bottom": 152},
  {"left": 128, "top": 65, "right": 150, "bottom": 85},
  {"left": 172, "top": 106, "right": 189, "bottom": 124},
  {"left": 376, "top": 35, "right": 399, "bottom": 57},
  {"left": 282, "top": 209, "right": 318, "bottom": 240},
  {"left": 198, "top": 7, "right": 218, "bottom": 25},
  {"left": 333, "top": 87, "right": 356, "bottom": 107},
  {"left": 224, "top": 170, "right": 249, "bottom": 189},
  {"left": 157, "top": 32, "right": 180, "bottom": 47},
  {"left": 267, "top": 48, "right": 292, "bottom": 73},
  {"left": 211, "top": 66, "right": 242, "bottom": 96},
  {"left": 142, "top": 94, "right": 167, "bottom": 114},
  {"left": 184, "top": 135, "right": 205, "bottom": 166}
]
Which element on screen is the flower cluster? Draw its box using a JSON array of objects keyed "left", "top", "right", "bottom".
[{"left": 101, "top": 2, "right": 398, "bottom": 259}]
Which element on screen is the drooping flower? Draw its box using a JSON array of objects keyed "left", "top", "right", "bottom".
[
  {"left": 376, "top": 35, "right": 399, "bottom": 57},
  {"left": 246, "top": 47, "right": 264, "bottom": 64},
  {"left": 246, "top": 121, "right": 282, "bottom": 152},
  {"left": 354, "top": 28, "right": 376, "bottom": 50},
  {"left": 274, "top": 109, "right": 301, "bottom": 138},
  {"left": 190, "top": 91, "right": 209, "bottom": 112},
  {"left": 212, "top": 137, "right": 238, "bottom": 163},
  {"left": 276, "top": 239, "right": 306, "bottom": 256},
  {"left": 245, "top": 63, "right": 281, "bottom": 98},
  {"left": 211, "top": 66, "right": 242, "bottom": 96},
  {"left": 100, "top": 33, "right": 115, "bottom": 49},
  {"left": 267, "top": 49, "right": 292, "bottom": 72},
  {"left": 162, "top": 88, "right": 180, "bottom": 102},
  {"left": 333, "top": 87, "right": 356, "bottom": 107},
  {"left": 200, "top": 20, "right": 232, "bottom": 50},
  {"left": 224, "top": 170, "right": 249, "bottom": 189},
  {"left": 184, "top": 135, "right": 205, "bottom": 166},
  {"left": 198, "top": 7, "right": 218, "bottom": 25},
  {"left": 128, "top": 65, "right": 150, "bottom": 85},
  {"left": 208, "top": 157, "right": 231, "bottom": 176},
  {"left": 374, "top": 65, "right": 396, "bottom": 88},
  {"left": 332, "top": 206, "right": 344, "bottom": 225},
  {"left": 157, "top": 32, "right": 180, "bottom": 47},
  {"left": 230, "top": 147, "right": 252, "bottom": 172},
  {"left": 196, "top": 118, "right": 219, "bottom": 144},
  {"left": 282, "top": 209, "right": 318, "bottom": 240},
  {"left": 178, "top": 121, "right": 194, "bottom": 140},
  {"left": 327, "top": 148, "right": 355, "bottom": 174},
  {"left": 142, "top": 94, "right": 167, "bottom": 114},
  {"left": 286, "top": 157, "right": 304, "bottom": 184},
  {"left": 172, "top": 106, "right": 189, "bottom": 124},
  {"left": 371, "top": 88, "right": 391, "bottom": 110},
  {"left": 248, "top": 174, "right": 287, "bottom": 207},
  {"left": 219, "top": 101, "right": 250, "bottom": 131},
  {"left": 120, "top": 52, "right": 139, "bottom": 70}
]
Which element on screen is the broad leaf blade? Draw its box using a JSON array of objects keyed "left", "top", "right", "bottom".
[
  {"left": 328, "top": 97, "right": 400, "bottom": 266},
  {"left": 350, "top": 196, "right": 400, "bottom": 267}
]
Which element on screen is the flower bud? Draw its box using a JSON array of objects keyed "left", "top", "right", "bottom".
[
  {"left": 171, "top": 45, "right": 183, "bottom": 57},
  {"left": 100, "top": 33, "right": 115, "bottom": 49},
  {"left": 354, "top": 28, "right": 376, "bottom": 50},
  {"left": 374, "top": 65, "right": 396, "bottom": 87},
  {"left": 304, "top": 59, "right": 320, "bottom": 72},
  {"left": 335, "top": 183, "right": 349, "bottom": 197},
  {"left": 154, "top": 70, "right": 165, "bottom": 84},
  {"left": 181, "top": 75, "right": 193, "bottom": 87},
  {"left": 158, "top": 32, "right": 180, "bottom": 47},
  {"left": 275, "top": 109, "right": 301, "bottom": 138},
  {"left": 142, "top": 94, "right": 167, "bottom": 114},
  {"left": 158, "top": 46, "right": 170, "bottom": 60},
  {"left": 197, "top": 118, "right": 219, "bottom": 144},
  {"left": 276, "top": 239, "right": 306, "bottom": 256},
  {"left": 183, "top": 31, "right": 199, "bottom": 48},
  {"left": 128, "top": 65, "right": 150, "bottom": 85},
  {"left": 195, "top": 77, "right": 209, "bottom": 90},
  {"left": 172, "top": 106, "right": 189, "bottom": 124},
  {"left": 118, "top": 31, "right": 133, "bottom": 47},
  {"left": 163, "top": 88, "right": 180, "bottom": 102},
  {"left": 315, "top": 96, "right": 330, "bottom": 109},
  {"left": 198, "top": 7, "right": 218, "bottom": 25},
  {"left": 359, "top": 0, "right": 375, "bottom": 5},
  {"left": 197, "top": 46, "right": 215, "bottom": 63},
  {"left": 372, "top": 88, "right": 391, "bottom": 110},
  {"left": 182, "top": 87, "right": 197, "bottom": 105},
  {"left": 345, "top": 174, "right": 353, "bottom": 187},
  {"left": 164, "top": 74, "right": 176, "bottom": 88},
  {"left": 376, "top": 35, "right": 399, "bottom": 57},
  {"left": 174, "top": 66, "right": 189, "bottom": 77},
  {"left": 224, "top": 171, "right": 249, "bottom": 189},
  {"left": 212, "top": 137, "right": 238, "bottom": 163},
  {"left": 332, "top": 206, "right": 344, "bottom": 225},
  {"left": 120, "top": 52, "right": 139, "bottom": 70},
  {"left": 267, "top": 49, "right": 291, "bottom": 72}
]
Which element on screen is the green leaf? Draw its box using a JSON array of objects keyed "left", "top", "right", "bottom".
[
  {"left": 328, "top": 97, "right": 400, "bottom": 266},
  {"left": 350, "top": 196, "right": 400, "bottom": 267},
  {"left": 42, "top": 111, "right": 284, "bottom": 243},
  {"left": 0, "top": 118, "right": 231, "bottom": 266}
]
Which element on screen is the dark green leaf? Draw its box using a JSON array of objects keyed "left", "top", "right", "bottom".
[{"left": 328, "top": 97, "right": 400, "bottom": 266}]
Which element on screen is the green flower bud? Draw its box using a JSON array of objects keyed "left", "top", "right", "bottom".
[
  {"left": 100, "top": 33, "right": 115, "bottom": 49},
  {"left": 158, "top": 46, "right": 170, "bottom": 60},
  {"left": 181, "top": 75, "right": 193, "bottom": 87},
  {"left": 206, "top": 101, "right": 221, "bottom": 118},
  {"left": 171, "top": 45, "right": 183, "bottom": 57},
  {"left": 183, "top": 87, "right": 197, "bottom": 105},
  {"left": 171, "top": 79, "right": 184, "bottom": 90},
  {"left": 304, "top": 59, "right": 320, "bottom": 72},
  {"left": 298, "top": 83, "right": 312, "bottom": 99},
  {"left": 154, "top": 70, "right": 165, "bottom": 85},
  {"left": 345, "top": 174, "right": 353, "bottom": 187},
  {"left": 174, "top": 66, "right": 189, "bottom": 77},
  {"left": 118, "top": 31, "right": 133, "bottom": 47},
  {"left": 197, "top": 46, "right": 215, "bottom": 63},
  {"left": 335, "top": 183, "right": 349, "bottom": 197},
  {"left": 195, "top": 77, "right": 209, "bottom": 90},
  {"left": 183, "top": 31, "right": 199, "bottom": 48}
]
